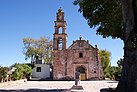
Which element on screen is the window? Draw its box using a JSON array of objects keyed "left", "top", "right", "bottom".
[
  {"left": 58, "top": 38, "right": 62, "bottom": 50},
  {"left": 36, "top": 67, "right": 41, "bottom": 72},
  {"left": 58, "top": 27, "right": 62, "bottom": 34},
  {"left": 79, "top": 53, "right": 83, "bottom": 58}
]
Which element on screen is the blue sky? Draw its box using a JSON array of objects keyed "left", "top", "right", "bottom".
[{"left": 0, "top": 0, "right": 124, "bottom": 67}]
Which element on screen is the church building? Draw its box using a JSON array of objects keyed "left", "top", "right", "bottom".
[{"left": 53, "top": 8, "right": 104, "bottom": 80}]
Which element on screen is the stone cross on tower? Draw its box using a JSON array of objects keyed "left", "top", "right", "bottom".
[{"left": 79, "top": 35, "right": 82, "bottom": 40}]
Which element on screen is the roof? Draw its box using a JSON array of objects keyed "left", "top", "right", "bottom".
[{"left": 67, "top": 38, "right": 96, "bottom": 50}]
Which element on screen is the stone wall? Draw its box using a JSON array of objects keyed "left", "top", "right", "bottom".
[{"left": 53, "top": 46, "right": 104, "bottom": 80}]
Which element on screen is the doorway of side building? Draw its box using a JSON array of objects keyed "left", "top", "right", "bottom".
[{"left": 76, "top": 66, "right": 86, "bottom": 80}]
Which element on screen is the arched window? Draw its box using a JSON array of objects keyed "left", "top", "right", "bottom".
[
  {"left": 58, "top": 27, "right": 62, "bottom": 34},
  {"left": 58, "top": 38, "right": 62, "bottom": 50}
]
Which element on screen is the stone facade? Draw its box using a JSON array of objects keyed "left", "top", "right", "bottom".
[{"left": 53, "top": 8, "right": 104, "bottom": 80}]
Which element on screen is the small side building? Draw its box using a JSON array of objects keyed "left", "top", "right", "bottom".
[{"left": 32, "top": 60, "right": 50, "bottom": 79}]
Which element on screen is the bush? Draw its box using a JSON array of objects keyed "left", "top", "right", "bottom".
[
  {"left": 11, "top": 64, "right": 32, "bottom": 81},
  {"left": 0, "top": 66, "right": 9, "bottom": 82}
]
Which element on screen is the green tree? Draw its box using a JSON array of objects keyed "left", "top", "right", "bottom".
[
  {"left": 117, "top": 58, "right": 123, "bottom": 68},
  {"left": 11, "top": 64, "right": 32, "bottom": 81},
  {"left": 110, "top": 66, "right": 117, "bottom": 80},
  {"left": 99, "top": 50, "right": 111, "bottom": 78},
  {"left": 12, "top": 64, "right": 23, "bottom": 80},
  {"left": 110, "top": 58, "right": 123, "bottom": 81},
  {"left": 74, "top": 0, "right": 137, "bottom": 92},
  {"left": 22, "top": 64, "right": 32, "bottom": 79},
  {"left": 110, "top": 66, "right": 121, "bottom": 81},
  {"left": 0, "top": 66, "right": 9, "bottom": 82},
  {"left": 23, "top": 37, "right": 53, "bottom": 64},
  {"left": 115, "top": 58, "right": 123, "bottom": 80}
]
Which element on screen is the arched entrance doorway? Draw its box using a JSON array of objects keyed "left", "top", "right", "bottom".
[{"left": 76, "top": 66, "right": 86, "bottom": 80}]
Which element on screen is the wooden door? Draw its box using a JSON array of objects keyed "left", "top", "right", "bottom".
[{"left": 80, "top": 73, "right": 86, "bottom": 80}]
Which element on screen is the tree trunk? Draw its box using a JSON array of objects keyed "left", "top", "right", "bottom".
[{"left": 117, "top": 0, "right": 137, "bottom": 92}]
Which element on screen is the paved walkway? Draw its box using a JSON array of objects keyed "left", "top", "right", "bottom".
[{"left": 0, "top": 80, "right": 118, "bottom": 92}]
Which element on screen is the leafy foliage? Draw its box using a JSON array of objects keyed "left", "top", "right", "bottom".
[
  {"left": 110, "top": 58, "right": 123, "bottom": 80},
  {"left": 117, "top": 58, "right": 123, "bottom": 67},
  {"left": 11, "top": 64, "right": 32, "bottom": 80},
  {"left": 73, "top": 0, "right": 123, "bottom": 39},
  {"left": 99, "top": 50, "right": 111, "bottom": 78},
  {"left": 23, "top": 37, "right": 53, "bottom": 63},
  {"left": 99, "top": 49, "right": 123, "bottom": 80},
  {"left": 0, "top": 66, "right": 9, "bottom": 82},
  {"left": 110, "top": 66, "right": 121, "bottom": 80}
]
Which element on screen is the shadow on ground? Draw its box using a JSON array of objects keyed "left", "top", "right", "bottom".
[
  {"left": 100, "top": 88, "right": 117, "bottom": 92},
  {"left": 0, "top": 89, "right": 71, "bottom": 92},
  {"left": 107, "top": 81, "right": 118, "bottom": 83}
]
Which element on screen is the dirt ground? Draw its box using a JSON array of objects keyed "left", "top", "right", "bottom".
[{"left": 0, "top": 80, "right": 118, "bottom": 92}]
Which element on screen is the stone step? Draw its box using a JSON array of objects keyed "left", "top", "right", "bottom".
[{"left": 71, "top": 85, "right": 84, "bottom": 90}]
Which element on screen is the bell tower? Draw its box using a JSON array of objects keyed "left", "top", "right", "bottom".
[{"left": 53, "top": 8, "right": 67, "bottom": 50}]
